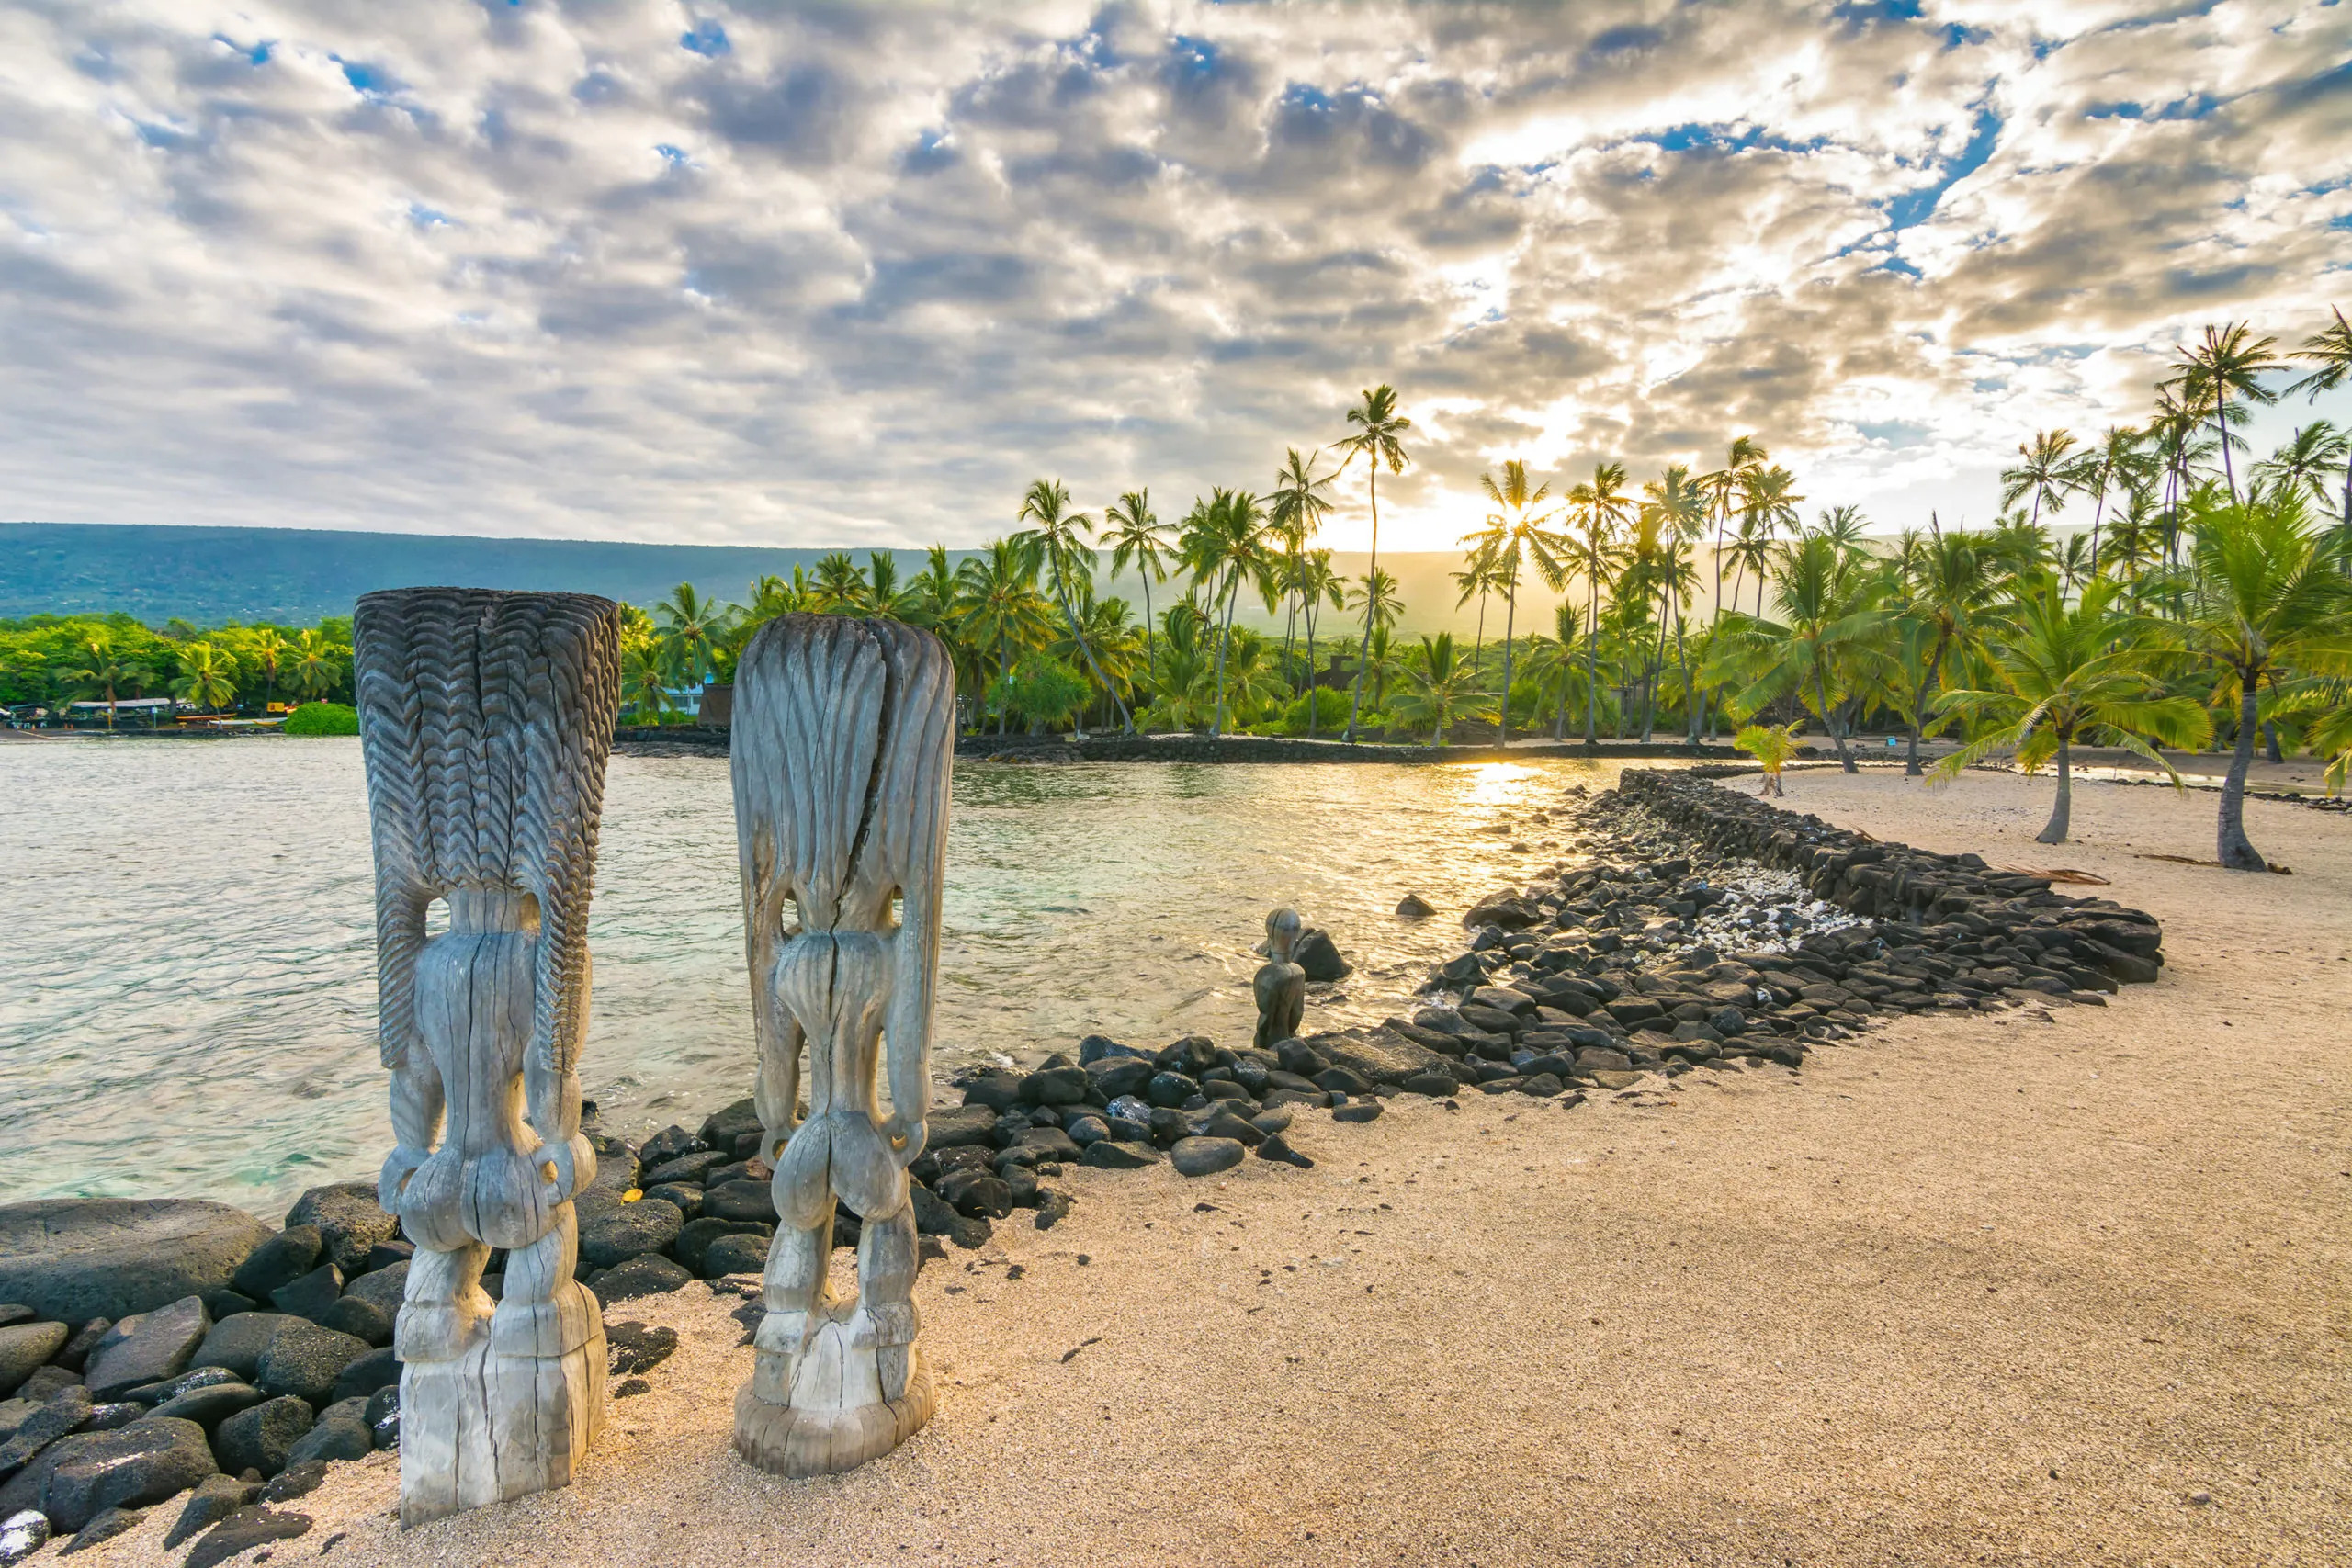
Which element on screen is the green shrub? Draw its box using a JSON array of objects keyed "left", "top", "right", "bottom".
[
  {"left": 1277, "top": 687, "right": 1352, "bottom": 735},
  {"left": 1001, "top": 653, "right": 1091, "bottom": 730},
  {"left": 282, "top": 701, "right": 359, "bottom": 736}
]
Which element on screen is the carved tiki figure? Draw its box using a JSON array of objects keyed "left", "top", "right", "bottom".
[
  {"left": 355, "top": 588, "right": 623, "bottom": 1527},
  {"left": 1253, "top": 907, "right": 1307, "bottom": 1050},
  {"left": 729, "top": 613, "right": 955, "bottom": 1476}
]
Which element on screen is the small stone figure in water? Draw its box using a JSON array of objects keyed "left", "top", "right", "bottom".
[{"left": 1253, "top": 907, "right": 1307, "bottom": 1050}]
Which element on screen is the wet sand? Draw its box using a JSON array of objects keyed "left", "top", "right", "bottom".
[{"left": 87, "top": 767, "right": 2350, "bottom": 1567}]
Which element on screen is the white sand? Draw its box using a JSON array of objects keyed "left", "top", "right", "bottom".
[{"left": 80, "top": 766, "right": 2350, "bottom": 1567}]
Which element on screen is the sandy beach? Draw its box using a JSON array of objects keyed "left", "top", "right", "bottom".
[{"left": 76, "top": 765, "right": 2350, "bottom": 1568}]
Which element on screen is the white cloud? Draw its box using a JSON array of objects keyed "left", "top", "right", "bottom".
[{"left": 0, "top": 0, "right": 2346, "bottom": 557}]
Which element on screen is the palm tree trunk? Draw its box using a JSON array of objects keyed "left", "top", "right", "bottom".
[
  {"left": 2037, "top": 732, "right": 2073, "bottom": 844},
  {"left": 1498, "top": 587, "right": 1516, "bottom": 747},
  {"left": 1814, "top": 656, "right": 1855, "bottom": 773},
  {"left": 1212, "top": 573, "right": 1238, "bottom": 738},
  {"left": 1583, "top": 570, "right": 1600, "bottom": 748},
  {"left": 996, "top": 632, "right": 1009, "bottom": 737},
  {"left": 2087, "top": 470, "right": 2109, "bottom": 582},
  {"left": 1304, "top": 606, "right": 1319, "bottom": 739},
  {"left": 2217, "top": 400, "right": 2236, "bottom": 502},
  {"left": 1472, "top": 596, "right": 1487, "bottom": 674},
  {"left": 2217, "top": 673, "right": 2267, "bottom": 869},
  {"left": 1346, "top": 468, "right": 1379, "bottom": 742},
  {"left": 1906, "top": 633, "right": 1949, "bottom": 778},
  {"left": 1674, "top": 606, "right": 1694, "bottom": 745}
]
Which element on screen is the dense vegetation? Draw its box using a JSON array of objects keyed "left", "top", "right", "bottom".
[{"left": 0, "top": 611, "right": 354, "bottom": 721}]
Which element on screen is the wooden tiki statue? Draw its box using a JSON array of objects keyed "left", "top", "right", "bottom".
[
  {"left": 355, "top": 588, "right": 624, "bottom": 1526},
  {"left": 729, "top": 613, "right": 954, "bottom": 1476}
]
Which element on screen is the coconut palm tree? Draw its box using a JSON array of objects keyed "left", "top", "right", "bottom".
[
  {"left": 2000, "top": 429, "right": 2085, "bottom": 525},
  {"left": 1391, "top": 633, "right": 1479, "bottom": 744},
  {"left": 1295, "top": 549, "right": 1344, "bottom": 738},
  {"left": 1343, "top": 567, "right": 1402, "bottom": 637},
  {"left": 1268, "top": 447, "right": 1339, "bottom": 674},
  {"left": 1102, "top": 490, "right": 1172, "bottom": 669},
  {"left": 1451, "top": 553, "right": 1503, "bottom": 674},
  {"left": 1696, "top": 436, "right": 1767, "bottom": 738},
  {"left": 2286, "top": 306, "right": 2352, "bottom": 534},
  {"left": 1518, "top": 599, "right": 1589, "bottom": 740},
  {"left": 1889, "top": 529, "right": 2010, "bottom": 775},
  {"left": 1735, "top": 720, "right": 1804, "bottom": 796},
  {"left": 1013, "top": 478, "right": 1132, "bottom": 734},
  {"left": 956, "top": 539, "right": 1056, "bottom": 737},
  {"left": 809, "top": 554, "right": 867, "bottom": 613},
  {"left": 2250, "top": 423, "right": 2350, "bottom": 512},
  {"left": 1178, "top": 489, "right": 1279, "bottom": 737},
  {"left": 1466, "top": 459, "right": 1566, "bottom": 745},
  {"left": 2167, "top": 321, "right": 2289, "bottom": 502},
  {"left": 68, "top": 637, "right": 139, "bottom": 728},
  {"left": 1566, "top": 461, "right": 1634, "bottom": 745},
  {"left": 2077, "top": 424, "right": 2152, "bottom": 577},
  {"left": 2171, "top": 491, "right": 2352, "bottom": 869},
  {"left": 1638, "top": 464, "right": 1711, "bottom": 740},
  {"left": 1707, "top": 533, "right": 1893, "bottom": 773},
  {"left": 655, "top": 582, "right": 729, "bottom": 687},
  {"left": 1735, "top": 465, "right": 1805, "bottom": 615},
  {"left": 622, "top": 641, "right": 675, "bottom": 724},
  {"left": 291, "top": 628, "right": 338, "bottom": 701},
  {"left": 1335, "top": 385, "right": 1412, "bottom": 740},
  {"left": 1932, "top": 580, "right": 2209, "bottom": 843},
  {"left": 172, "top": 642, "right": 237, "bottom": 715},
  {"left": 250, "top": 630, "right": 286, "bottom": 711}
]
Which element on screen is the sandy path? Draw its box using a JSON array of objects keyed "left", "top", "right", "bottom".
[{"left": 85, "top": 768, "right": 2349, "bottom": 1567}]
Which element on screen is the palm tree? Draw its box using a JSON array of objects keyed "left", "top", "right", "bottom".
[
  {"left": 1889, "top": 530, "right": 2008, "bottom": 775},
  {"left": 1637, "top": 464, "right": 1709, "bottom": 741},
  {"left": 1735, "top": 720, "right": 1804, "bottom": 797},
  {"left": 68, "top": 637, "right": 139, "bottom": 728},
  {"left": 172, "top": 642, "right": 237, "bottom": 715},
  {"left": 1391, "top": 633, "right": 1479, "bottom": 744},
  {"left": 2172, "top": 491, "right": 2352, "bottom": 868},
  {"left": 2077, "top": 424, "right": 2151, "bottom": 578},
  {"left": 1060, "top": 588, "right": 1145, "bottom": 729},
  {"left": 1295, "top": 549, "right": 1344, "bottom": 738},
  {"left": 1697, "top": 436, "right": 1767, "bottom": 738},
  {"left": 623, "top": 641, "right": 675, "bottom": 724},
  {"left": 1566, "top": 461, "right": 1634, "bottom": 745},
  {"left": 1467, "top": 459, "right": 1566, "bottom": 745},
  {"left": 1933, "top": 580, "right": 2209, "bottom": 843},
  {"left": 865, "top": 552, "right": 912, "bottom": 619},
  {"left": 1102, "top": 490, "right": 1172, "bottom": 670},
  {"left": 2286, "top": 306, "right": 2352, "bottom": 535},
  {"left": 2000, "top": 430, "right": 2084, "bottom": 525},
  {"left": 655, "top": 582, "right": 729, "bottom": 687},
  {"left": 251, "top": 630, "right": 286, "bottom": 710},
  {"left": 1451, "top": 554, "right": 1501, "bottom": 674},
  {"left": 1268, "top": 447, "right": 1339, "bottom": 682},
  {"left": 1335, "top": 384, "right": 1412, "bottom": 741},
  {"left": 1707, "top": 533, "right": 1892, "bottom": 773},
  {"left": 2167, "top": 321, "right": 2289, "bottom": 502},
  {"left": 956, "top": 538, "right": 1055, "bottom": 737},
  {"left": 1343, "top": 568, "right": 1402, "bottom": 637},
  {"left": 809, "top": 554, "right": 867, "bottom": 613},
  {"left": 1178, "top": 489, "right": 1278, "bottom": 737},
  {"left": 1013, "top": 478, "right": 1132, "bottom": 734},
  {"left": 2250, "top": 423, "right": 2350, "bottom": 513},
  {"left": 1518, "top": 599, "right": 1589, "bottom": 740},
  {"left": 1735, "top": 465, "right": 1804, "bottom": 615},
  {"left": 291, "top": 628, "right": 338, "bottom": 701}
]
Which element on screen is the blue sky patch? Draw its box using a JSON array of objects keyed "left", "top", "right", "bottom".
[
  {"left": 680, "top": 21, "right": 729, "bottom": 57},
  {"left": 1884, "top": 105, "right": 2000, "bottom": 231}
]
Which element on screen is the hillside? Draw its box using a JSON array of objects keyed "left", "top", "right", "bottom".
[{"left": 0, "top": 522, "right": 1577, "bottom": 636}]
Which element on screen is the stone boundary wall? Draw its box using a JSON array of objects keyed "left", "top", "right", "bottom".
[{"left": 1614, "top": 770, "right": 2165, "bottom": 981}]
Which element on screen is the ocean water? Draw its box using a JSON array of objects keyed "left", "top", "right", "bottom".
[{"left": 0, "top": 738, "right": 1624, "bottom": 1214}]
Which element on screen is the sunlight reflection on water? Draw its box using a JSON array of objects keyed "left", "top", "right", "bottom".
[{"left": 0, "top": 738, "right": 1628, "bottom": 1212}]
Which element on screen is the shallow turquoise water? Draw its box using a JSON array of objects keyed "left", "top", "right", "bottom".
[{"left": 0, "top": 738, "right": 1621, "bottom": 1213}]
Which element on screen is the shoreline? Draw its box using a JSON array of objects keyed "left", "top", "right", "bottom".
[{"left": 6, "top": 768, "right": 2347, "bottom": 1565}]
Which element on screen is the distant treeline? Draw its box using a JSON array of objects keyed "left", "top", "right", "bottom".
[{"left": 0, "top": 611, "right": 353, "bottom": 719}]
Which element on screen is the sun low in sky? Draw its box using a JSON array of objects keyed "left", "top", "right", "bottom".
[{"left": 1, "top": 1, "right": 2346, "bottom": 552}]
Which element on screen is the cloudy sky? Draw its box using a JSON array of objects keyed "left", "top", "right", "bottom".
[{"left": 3, "top": 1, "right": 2347, "bottom": 555}]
